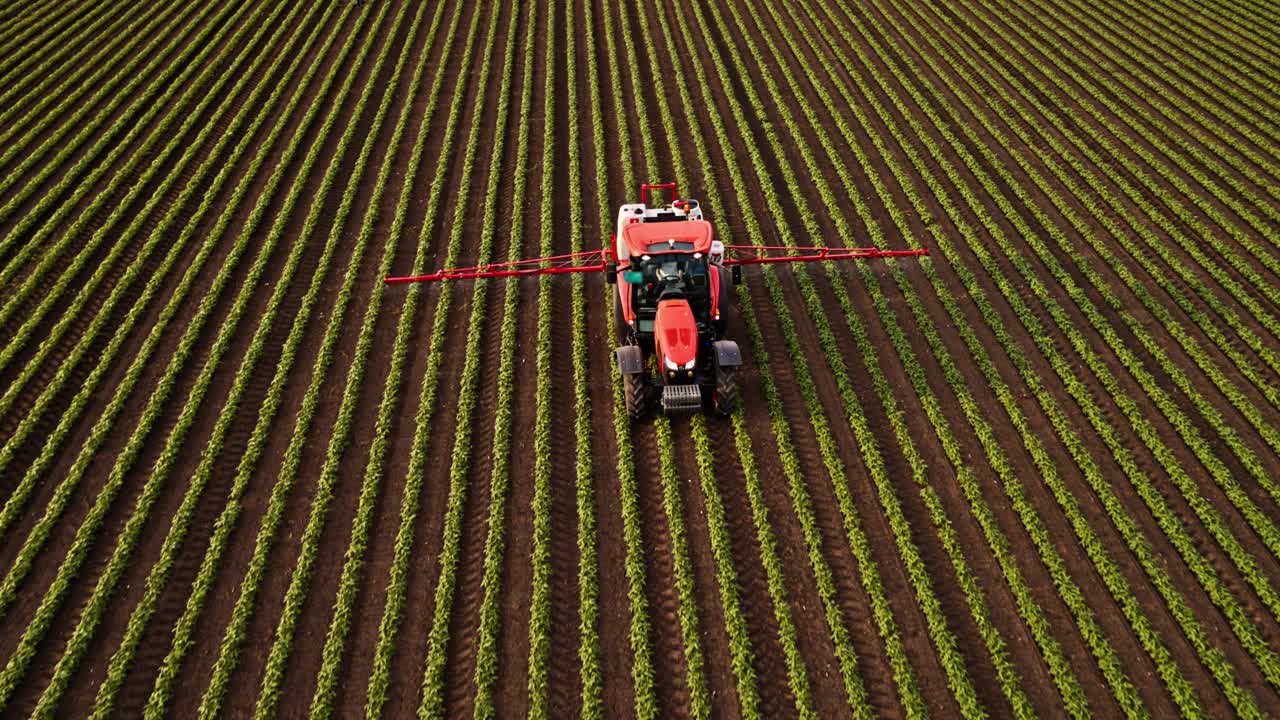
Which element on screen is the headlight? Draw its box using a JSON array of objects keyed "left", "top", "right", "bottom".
[
  {"left": 684, "top": 358, "right": 696, "bottom": 370},
  {"left": 664, "top": 357, "right": 678, "bottom": 371}
]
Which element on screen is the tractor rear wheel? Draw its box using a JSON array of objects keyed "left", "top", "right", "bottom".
[
  {"left": 624, "top": 371, "right": 649, "bottom": 419},
  {"left": 713, "top": 365, "right": 738, "bottom": 415}
]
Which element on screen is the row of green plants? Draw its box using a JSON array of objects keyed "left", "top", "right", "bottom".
[
  {"left": 751, "top": 1, "right": 1096, "bottom": 715},
  {"left": 1163, "top": 0, "right": 1280, "bottom": 68},
  {"left": 657, "top": 2, "right": 927, "bottom": 716},
  {"left": 0, "top": 1, "right": 365, "bottom": 713},
  {"left": 408, "top": 3, "right": 511, "bottom": 717},
  {"left": 638, "top": 26, "right": 835, "bottom": 704},
  {"left": 0, "top": 0, "right": 170, "bottom": 156},
  {"left": 92, "top": 3, "right": 441, "bottom": 717},
  {"left": 729, "top": 1, "right": 1058, "bottom": 717},
  {"left": 355, "top": 4, "right": 477, "bottom": 718},
  {"left": 889, "top": 0, "right": 1280, "bottom": 688},
  {"left": 921, "top": 0, "right": 1280, "bottom": 607},
  {"left": 312, "top": 3, "right": 504, "bottom": 719},
  {"left": 0, "top": 0, "right": 224, "bottom": 294},
  {"left": 0, "top": 0, "right": 309, "bottom": 545},
  {"left": 1053, "top": 0, "right": 1280, "bottom": 155},
  {"left": 803, "top": 0, "right": 1264, "bottom": 707},
  {"left": 0, "top": 0, "right": 281, "bottom": 428},
  {"left": 524, "top": 1, "right": 557, "bottom": 716},
  {"left": 0, "top": 0, "right": 146, "bottom": 129},
  {"left": 234, "top": 5, "right": 497, "bottom": 720},
  {"left": 1010, "top": 0, "right": 1280, "bottom": 205},
  {"left": 0, "top": 0, "right": 320, "bottom": 592},
  {"left": 979, "top": 0, "right": 1280, "bottom": 254},
  {"left": 0, "top": 0, "right": 211, "bottom": 228},
  {"left": 30, "top": 2, "right": 409, "bottom": 716},
  {"left": 593, "top": 1, "right": 657, "bottom": 716},
  {"left": 902, "top": 0, "right": 1280, "bottom": 531},
  {"left": 692, "top": 0, "right": 992, "bottom": 716},
  {"left": 651, "top": 2, "right": 913, "bottom": 717},
  {"left": 572, "top": 0, "right": 603, "bottom": 714},
  {"left": 0, "top": 0, "right": 77, "bottom": 66},
  {"left": 798, "top": 0, "right": 1162, "bottom": 713}
]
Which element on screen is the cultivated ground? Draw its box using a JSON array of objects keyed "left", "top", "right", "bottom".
[{"left": 0, "top": 0, "right": 1278, "bottom": 717}]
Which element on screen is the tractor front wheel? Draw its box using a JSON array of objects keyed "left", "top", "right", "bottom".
[{"left": 713, "top": 365, "right": 738, "bottom": 415}]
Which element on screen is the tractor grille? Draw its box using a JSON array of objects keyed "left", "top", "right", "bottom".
[{"left": 661, "top": 383, "right": 702, "bottom": 413}]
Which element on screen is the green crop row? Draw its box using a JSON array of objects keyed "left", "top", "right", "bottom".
[
  {"left": 692, "top": 0, "right": 993, "bottom": 716},
  {"left": 593, "top": 1, "right": 657, "bottom": 717},
  {"left": 30, "top": 2, "right": 408, "bottom": 716},
  {"left": 93, "top": 4, "right": 440, "bottom": 718},
  {"left": 354, "top": 5, "right": 476, "bottom": 719},
  {"left": 0, "top": 0, "right": 77, "bottom": 66},
  {"left": 0, "top": 0, "right": 146, "bottom": 136},
  {"left": 0, "top": 0, "right": 318, "bottom": 595},
  {"left": 813, "top": 0, "right": 1274, "bottom": 711},
  {"left": 919, "top": 0, "right": 1280, "bottom": 602},
  {"left": 524, "top": 1, "right": 557, "bottom": 717},
  {"left": 312, "top": 5, "right": 507, "bottom": 719},
  {"left": 0, "top": 0, "right": 217, "bottom": 297},
  {"left": 0, "top": 2, "right": 367, "bottom": 713},
  {"left": 797, "top": 0, "right": 1154, "bottom": 712},
  {"left": 1160, "top": 0, "right": 1280, "bottom": 69},
  {"left": 980, "top": 0, "right": 1280, "bottom": 254},
  {"left": 886, "top": 0, "right": 1280, "bottom": 691},
  {"left": 725, "top": 2, "right": 1057, "bottom": 717},
  {"left": 1052, "top": 0, "right": 1280, "bottom": 155},
  {"left": 907, "top": 0, "right": 1280, "bottom": 511},
  {"left": 645, "top": 7, "right": 824, "bottom": 717},
  {"left": 0, "top": 0, "right": 211, "bottom": 231},
  {"left": 0, "top": 0, "right": 144, "bottom": 129},
  {"left": 0, "top": 0, "right": 307, "bottom": 540},
  {"left": 648, "top": 3, "right": 886, "bottom": 718},
  {"left": 572, "top": 0, "right": 603, "bottom": 715},
  {"left": 758, "top": 2, "right": 1100, "bottom": 716},
  {"left": 410, "top": 5, "right": 511, "bottom": 717},
  {"left": 0, "top": 0, "right": 281, "bottom": 435}
]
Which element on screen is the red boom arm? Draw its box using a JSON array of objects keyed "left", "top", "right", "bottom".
[{"left": 383, "top": 245, "right": 927, "bottom": 284}]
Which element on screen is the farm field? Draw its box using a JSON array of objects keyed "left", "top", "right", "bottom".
[{"left": 0, "top": 0, "right": 1278, "bottom": 716}]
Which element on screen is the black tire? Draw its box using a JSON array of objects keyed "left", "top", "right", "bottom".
[
  {"left": 624, "top": 371, "right": 649, "bottom": 419},
  {"left": 713, "top": 365, "right": 738, "bottom": 415}
]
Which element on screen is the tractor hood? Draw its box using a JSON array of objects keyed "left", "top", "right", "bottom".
[{"left": 654, "top": 298, "right": 698, "bottom": 367}]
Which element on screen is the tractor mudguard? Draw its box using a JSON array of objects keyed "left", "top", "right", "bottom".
[
  {"left": 712, "top": 340, "right": 742, "bottom": 368},
  {"left": 616, "top": 345, "right": 646, "bottom": 375}
]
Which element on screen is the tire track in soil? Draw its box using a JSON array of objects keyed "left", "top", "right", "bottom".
[
  {"left": 700, "top": 416, "right": 797, "bottom": 720},
  {"left": 542, "top": 0, "right": 586, "bottom": 712},
  {"left": 0, "top": 0, "right": 307, "bottom": 612},
  {"left": 581, "top": 0, "right": 632, "bottom": 714},
  {"left": 660, "top": 8, "right": 901, "bottom": 707},
  {"left": 0, "top": 0, "right": 348, "bottom": 711},
  {"left": 71, "top": 4, "right": 428, "bottom": 716},
  {"left": 316, "top": 8, "right": 484, "bottom": 720},
  {"left": 805, "top": 0, "right": 1225, "bottom": 712},
  {"left": 437, "top": 22, "right": 523, "bottom": 706},
  {"left": 611, "top": 0, "right": 701, "bottom": 712}
]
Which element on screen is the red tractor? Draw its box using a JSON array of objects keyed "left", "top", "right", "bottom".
[{"left": 385, "top": 182, "right": 928, "bottom": 419}]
